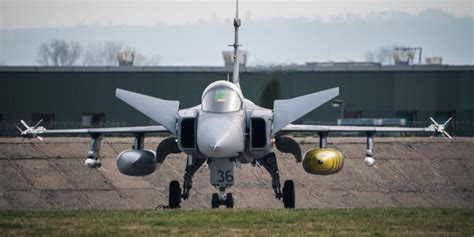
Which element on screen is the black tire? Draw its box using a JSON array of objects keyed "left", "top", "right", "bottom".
[
  {"left": 211, "top": 193, "right": 219, "bottom": 209},
  {"left": 169, "top": 180, "right": 181, "bottom": 208},
  {"left": 226, "top": 193, "right": 234, "bottom": 208},
  {"left": 283, "top": 180, "right": 295, "bottom": 209}
]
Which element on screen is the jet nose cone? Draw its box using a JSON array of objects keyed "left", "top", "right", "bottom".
[{"left": 197, "top": 113, "right": 244, "bottom": 158}]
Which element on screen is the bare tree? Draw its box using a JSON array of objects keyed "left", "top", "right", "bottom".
[
  {"left": 364, "top": 51, "right": 375, "bottom": 63},
  {"left": 82, "top": 41, "right": 160, "bottom": 66},
  {"left": 134, "top": 53, "right": 160, "bottom": 66},
  {"left": 260, "top": 73, "right": 281, "bottom": 109},
  {"left": 83, "top": 41, "right": 128, "bottom": 66},
  {"left": 37, "top": 39, "right": 83, "bottom": 66},
  {"left": 364, "top": 45, "right": 395, "bottom": 65}
]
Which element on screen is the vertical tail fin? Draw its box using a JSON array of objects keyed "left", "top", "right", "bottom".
[{"left": 230, "top": 0, "right": 242, "bottom": 86}]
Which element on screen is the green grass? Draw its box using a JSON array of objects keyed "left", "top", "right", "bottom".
[{"left": 0, "top": 208, "right": 472, "bottom": 236}]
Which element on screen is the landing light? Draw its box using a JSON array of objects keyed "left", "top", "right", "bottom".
[{"left": 331, "top": 99, "right": 344, "bottom": 108}]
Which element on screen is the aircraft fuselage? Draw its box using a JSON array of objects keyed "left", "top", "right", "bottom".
[
  {"left": 177, "top": 80, "right": 274, "bottom": 163},
  {"left": 197, "top": 111, "right": 246, "bottom": 158}
]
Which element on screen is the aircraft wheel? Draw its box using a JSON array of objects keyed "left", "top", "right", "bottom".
[
  {"left": 283, "top": 180, "right": 295, "bottom": 209},
  {"left": 168, "top": 180, "right": 181, "bottom": 208},
  {"left": 211, "top": 193, "right": 219, "bottom": 209},
  {"left": 226, "top": 193, "right": 234, "bottom": 208}
]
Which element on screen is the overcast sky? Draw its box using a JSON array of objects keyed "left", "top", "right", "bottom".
[
  {"left": 1, "top": 0, "right": 473, "bottom": 29},
  {"left": 1, "top": 1, "right": 473, "bottom": 66}
]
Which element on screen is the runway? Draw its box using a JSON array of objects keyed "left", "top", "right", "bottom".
[{"left": 0, "top": 137, "right": 472, "bottom": 209}]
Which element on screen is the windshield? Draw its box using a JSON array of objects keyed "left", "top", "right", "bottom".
[{"left": 202, "top": 88, "right": 242, "bottom": 113}]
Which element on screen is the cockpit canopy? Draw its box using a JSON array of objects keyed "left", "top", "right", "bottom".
[{"left": 202, "top": 85, "right": 242, "bottom": 113}]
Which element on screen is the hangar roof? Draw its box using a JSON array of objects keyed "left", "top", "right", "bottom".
[{"left": 0, "top": 65, "right": 473, "bottom": 73}]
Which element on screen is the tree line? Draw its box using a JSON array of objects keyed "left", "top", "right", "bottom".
[
  {"left": 36, "top": 39, "right": 401, "bottom": 67},
  {"left": 37, "top": 39, "right": 160, "bottom": 66}
]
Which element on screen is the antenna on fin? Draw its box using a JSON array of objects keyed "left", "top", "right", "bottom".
[
  {"left": 235, "top": 0, "right": 239, "bottom": 18},
  {"left": 229, "top": 0, "right": 242, "bottom": 87}
]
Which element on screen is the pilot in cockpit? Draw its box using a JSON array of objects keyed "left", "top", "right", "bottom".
[{"left": 202, "top": 86, "right": 242, "bottom": 113}]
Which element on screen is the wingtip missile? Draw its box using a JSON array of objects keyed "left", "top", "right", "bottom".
[
  {"left": 15, "top": 124, "right": 23, "bottom": 133},
  {"left": 16, "top": 120, "right": 46, "bottom": 142},
  {"left": 443, "top": 117, "right": 453, "bottom": 127},
  {"left": 429, "top": 117, "right": 453, "bottom": 140},
  {"left": 33, "top": 119, "right": 43, "bottom": 129},
  {"left": 20, "top": 120, "right": 29, "bottom": 129}
]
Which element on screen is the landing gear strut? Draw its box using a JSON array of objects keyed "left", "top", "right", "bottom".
[
  {"left": 182, "top": 155, "right": 206, "bottom": 200},
  {"left": 258, "top": 152, "right": 295, "bottom": 208}
]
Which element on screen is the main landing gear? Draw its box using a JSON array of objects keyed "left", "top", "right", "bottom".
[
  {"left": 168, "top": 154, "right": 294, "bottom": 209},
  {"left": 258, "top": 152, "right": 295, "bottom": 208},
  {"left": 168, "top": 155, "right": 206, "bottom": 209},
  {"left": 168, "top": 180, "right": 181, "bottom": 208},
  {"left": 282, "top": 180, "right": 295, "bottom": 208}
]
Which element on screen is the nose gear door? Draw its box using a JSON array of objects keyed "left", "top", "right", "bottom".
[{"left": 209, "top": 158, "right": 235, "bottom": 188}]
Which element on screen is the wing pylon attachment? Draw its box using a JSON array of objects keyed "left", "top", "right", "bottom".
[
  {"left": 272, "top": 87, "right": 339, "bottom": 135},
  {"left": 116, "top": 88, "right": 179, "bottom": 135},
  {"left": 279, "top": 117, "right": 453, "bottom": 138},
  {"left": 15, "top": 121, "right": 170, "bottom": 169},
  {"left": 278, "top": 117, "right": 453, "bottom": 168}
]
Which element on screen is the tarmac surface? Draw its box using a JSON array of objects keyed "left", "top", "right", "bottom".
[{"left": 0, "top": 137, "right": 472, "bottom": 209}]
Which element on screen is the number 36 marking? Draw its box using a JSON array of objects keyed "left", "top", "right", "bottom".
[{"left": 218, "top": 170, "right": 234, "bottom": 182}]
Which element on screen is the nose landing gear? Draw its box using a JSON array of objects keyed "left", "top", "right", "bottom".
[
  {"left": 211, "top": 191, "right": 234, "bottom": 208},
  {"left": 209, "top": 158, "right": 235, "bottom": 208}
]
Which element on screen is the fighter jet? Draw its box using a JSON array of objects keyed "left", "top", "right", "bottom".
[{"left": 18, "top": 0, "right": 452, "bottom": 208}]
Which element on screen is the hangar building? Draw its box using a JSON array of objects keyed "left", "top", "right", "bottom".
[{"left": 1, "top": 64, "right": 473, "bottom": 136}]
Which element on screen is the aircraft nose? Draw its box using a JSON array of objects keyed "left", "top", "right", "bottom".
[{"left": 197, "top": 114, "right": 244, "bottom": 158}]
